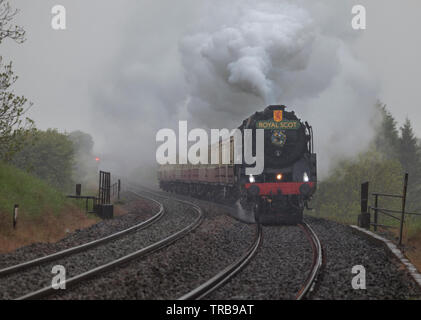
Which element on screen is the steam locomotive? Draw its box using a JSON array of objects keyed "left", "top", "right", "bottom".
[{"left": 158, "top": 105, "right": 317, "bottom": 224}]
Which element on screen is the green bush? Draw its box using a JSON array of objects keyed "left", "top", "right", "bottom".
[
  {"left": 0, "top": 161, "right": 68, "bottom": 218},
  {"left": 311, "top": 151, "right": 404, "bottom": 225},
  {"left": 9, "top": 129, "right": 74, "bottom": 190}
]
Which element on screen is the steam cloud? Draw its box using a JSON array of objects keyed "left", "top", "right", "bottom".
[
  {"left": 181, "top": 2, "right": 315, "bottom": 105},
  {"left": 88, "top": 0, "right": 378, "bottom": 180},
  {"left": 179, "top": 0, "right": 378, "bottom": 175}
]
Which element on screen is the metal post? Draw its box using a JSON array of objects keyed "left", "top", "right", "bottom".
[
  {"left": 361, "top": 182, "right": 369, "bottom": 213},
  {"left": 103, "top": 172, "right": 106, "bottom": 204},
  {"left": 99, "top": 171, "right": 102, "bottom": 204},
  {"left": 118, "top": 179, "right": 121, "bottom": 200},
  {"left": 399, "top": 173, "right": 408, "bottom": 246},
  {"left": 104, "top": 174, "right": 106, "bottom": 203},
  {"left": 107, "top": 173, "right": 111, "bottom": 204},
  {"left": 374, "top": 194, "right": 378, "bottom": 232},
  {"left": 107, "top": 175, "right": 111, "bottom": 204},
  {"left": 102, "top": 172, "right": 106, "bottom": 204},
  {"left": 359, "top": 182, "right": 370, "bottom": 229},
  {"left": 76, "top": 184, "right": 81, "bottom": 196}
]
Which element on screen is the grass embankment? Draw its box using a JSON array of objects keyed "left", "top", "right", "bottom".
[
  {"left": 308, "top": 201, "right": 421, "bottom": 241},
  {"left": 309, "top": 151, "right": 421, "bottom": 271},
  {"left": 0, "top": 162, "right": 99, "bottom": 253}
]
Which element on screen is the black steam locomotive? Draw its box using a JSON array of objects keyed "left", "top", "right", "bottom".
[{"left": 158, "top": 105, "right": 317, "bottom": 224}]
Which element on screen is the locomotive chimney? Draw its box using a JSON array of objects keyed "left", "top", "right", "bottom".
[{"left": 267, "top": 105, "right": 286, "bottom": 111}]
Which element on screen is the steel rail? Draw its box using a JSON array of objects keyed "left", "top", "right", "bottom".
[
  {"left": 127, "top": 184, "right": 170, "bottom": 200},
  {"left": 137, "top": 184, "right": 322, "bottom": 300},
  {"left": 0, "top": 191, "right": 164, "bottom": 277},
  {"left": 15, "top": 194, "right": 204, "bottom": 300},
  {"left": 178, "top": 224, "right": 262, "bottom": 300},
  {"left": 295, "top": 222, "right": 323, "bottom": 300}
]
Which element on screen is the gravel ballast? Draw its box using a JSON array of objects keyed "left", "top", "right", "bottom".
[
  {"left": 0, "top": 192, "right": 157, "bottom": 270},
  {"left": 206, "top": 224, "right": 313, "bottom": 300},
  {"left": 50, "top": 200, "right": 256, "bottom": 299},
  {"left": 1, "top": 188, "right": 420, "bottom": 300},
  {"left": 306, "top": 216, "right": 421, "bottom": 300},
  {"left": 0, "top": 192, "right": 196, "bottom": 300}
]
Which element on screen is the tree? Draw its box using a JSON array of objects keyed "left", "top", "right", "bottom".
[
  {"left": 396, "top": 118, "right": 421, "bottom": 212},
  {"left": 10, "top": 129, "right": 75, "bottom": 190},
  {"left": 0, "top": 1, "right": 25, "bottom": 44},
  {"left": 398, "top": 119, "right": 420, "bottom": 175},
  {"left": 314, "top": 102, "right": 421, "bottom": 228},
  {"left": 68, "top": 131, "right": 98, "bottom": 188},
  {"left": 312, "top": 151, "right": 403, "bottom": 224},
  {"left": 374, "top": 102, "right": 399, "bottom": 160},
  {"left": 68, "top": 131, "right": 94, "bottom": 155},
  {"left": 0, "top": 1, "right": 34, "bottom": 161}
]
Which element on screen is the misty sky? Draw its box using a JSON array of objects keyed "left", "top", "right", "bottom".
[{"left": 2, "top": 0, "right": 421, "bottom": 177}]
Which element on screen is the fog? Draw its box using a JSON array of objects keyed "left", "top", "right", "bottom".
[{"left": 2, "top": 0, "right": 421, "bottom": 181}]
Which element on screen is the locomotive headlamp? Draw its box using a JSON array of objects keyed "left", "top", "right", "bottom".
[
  {"left": 303, "top": 172, "right": 309, "bottom": 182},
  {"left": 249, "top": 175, "right": 255, "bottom": 183},
  {"left": 276, "top": 173, "right": 283, "bottom": 181}
]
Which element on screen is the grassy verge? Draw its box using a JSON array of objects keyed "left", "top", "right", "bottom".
[
  {"left": 307, "top": 206, "right": 421, "bottom": 240},
  {"left": 0, "top": 162, "right": 100, "bottom": 253}
]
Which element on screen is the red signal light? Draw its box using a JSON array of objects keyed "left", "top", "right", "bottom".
[{"left": 95, "top": 157, "right": 100, "bottom": 162}]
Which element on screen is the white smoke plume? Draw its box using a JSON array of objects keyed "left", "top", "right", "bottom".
[
  {"left": 179, "top": 0, "right": 378, "bottom": 176},
  {"left": 181, "top": 2, "right": 315, "bottom": 105},
  {"left": 79, "top": 0, "right": 378, "bottom": 180}
]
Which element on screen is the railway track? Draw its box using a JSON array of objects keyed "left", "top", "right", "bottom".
[
  {"left": 2, "top": 183, "right": 322, "bottom": 300},
  {"left": 142, "top": 187, "right": 324, "bottom": 300},
  {"left": 295, "top": 222, "right": 323, "bottom": 300},
  {"left": 0, "top": 189, "right": 204, "bottom": 300},
  {"left": 0, "top": 191, "right": 164, "bottom": 277},
  {"left": 179, "top": 224, "right": 263, "bottom": 300},
  {"left": 178, "top": 220, "right": 323, "bottom": 300}
]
